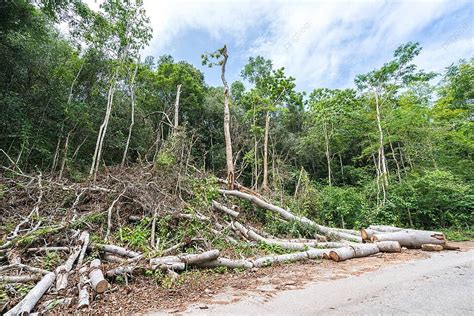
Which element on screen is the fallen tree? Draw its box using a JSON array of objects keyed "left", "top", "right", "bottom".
[{"left": 219, "top": 189, "right": 362, "bottom": 242}]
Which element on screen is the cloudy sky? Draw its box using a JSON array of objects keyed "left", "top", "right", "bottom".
[{"left": 89, "top": 0, "right": 473, "bottom": 91}]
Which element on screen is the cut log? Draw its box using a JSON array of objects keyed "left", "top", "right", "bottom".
[
  {"left": 371, "top": 230, "right": 446, "bottom": 248},
  {"left": 0, "top": 275, "right": 42, "bottom": 283},
  {"left": 88, "top": 259, "right": 108, "bottom": 293},
  {"left": 95, "top": 244, "right": 141, "bottom": 258},
  {"left": 421, "top": 244, "right": 444, "bottom": 251},
  {"left": 219, "top": 190, "right": 362, "bottom": 242},
  {"left": 375, "top": 241, "right": 401, "bottom": 253},
  {"left": 4, "top": 271, "right": 56, "bottom": 316},
  {"left": 78, "top": 266, "right": 90, "bottom": 309},
  {"left": 360, "top": 228, "right": 382, "bottom": 241},
  {"left": 329, "top": 244, "right": 380, "bottom": 262},
  {"left": 212, "top": 200, "right": 239, "bottom": 217}
]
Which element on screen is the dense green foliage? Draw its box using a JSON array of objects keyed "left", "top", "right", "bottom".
[{"left": 1, "top": 1, "right": 472, "bottom": 230}]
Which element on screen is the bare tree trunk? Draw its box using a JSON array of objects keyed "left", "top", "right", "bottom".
[
  {"left": 220, "top": 46, "right": 234, "bottom": 189},
  {"left": 388, "top": 136, "right": 402, "bottom": 183},
  {"left": 4, "top": 272, "right": 56, "bottom": 316},
  {"left": 294, "top": 166, "right": 304, "bottom": 197},
  {"left": 90, "top": 70, "right": 118, "bottom": 180},
  {"left": 371, "top": 230, "right": 446, "bottom": 248},
  {"left": 121, "top": 62, "right": 139, "bottom": 167},
  {"left": 374, "top": 92, "right": 388, "bottom": 204},
  {"left": 58, "top": 129, "right": 71, "bottom": 180},
  {"left": 323, "top": 121, "right": 332, "bottom": 186},
  {"left": 173, "top": 84, "right": 182, "bottom": 130},
  {"left": 262, "top": 111, "right": 270, "bottom": 190}
]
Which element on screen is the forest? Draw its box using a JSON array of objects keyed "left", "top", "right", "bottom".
[{"left": 0, "top": 1, "right": 472, "bottom": 314}]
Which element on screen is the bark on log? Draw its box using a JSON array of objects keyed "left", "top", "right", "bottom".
[
  {"left": 4, "top": 271, "right": 56, "bottom": 316},
  {"left": 78, "top": 266, "right": 90, "bottom": 309},
  {"left": 232, "top": 221, "right": 316, "bottom": 251},
  {"left": 212, "top": 200, "right": 239, "bottom": 217},
  {"left": 55, "top": 244, "right": 82, "bottom": 291},
  {"left": 371, "top": 230, "right": 446, "bottom": 248},
  {"left": 77, "top": 231, "right": 90, "bottom": 268},
  {"left": 329, "top": 244, "right": 379, "bottom": 262},
  {"left": 375, "top": 241, "right": 401, "bottom": 253},
  {"left": 368, "top": 225, "right": 403, "bottom": 232},
  {"left": 88, "top": 259, "right": 108, "bottom": 293},
  {"left": 95, "top": 244, "right": 141, "bottom": 258},
  {"left": 195, "top": 258, "right": 254, "bottom": 269},
  {"left": 360, "top": 228, "right": 382, "bottom": 241},
  {"left": 103, "top": 254, "right": 126, "bottom": 263},
  {"left": 421, "top": 244, "right": 444, "bottom": 251},
  {"left": 0, "top": 263, "right": 49, "bottom": 275},
  {"left": 219, "top": 190, "right": 362, "bottom": 242},
  {"left": 27, "top": 247, "right": 69, "bottom": 253},
  {"left": 178, "top": 249, "right": 220, "bottom": 264},
  {"left": 0, "top": 275, "right": 42, "bottom": 283}
]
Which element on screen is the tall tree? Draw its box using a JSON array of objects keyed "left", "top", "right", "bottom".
[{"left": 202, "top": 45, "right": 235, "bottom": 188}]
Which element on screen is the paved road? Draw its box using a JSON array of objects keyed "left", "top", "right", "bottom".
[{"left": 183, "top": 249, "right": 474, "bottom": 315}]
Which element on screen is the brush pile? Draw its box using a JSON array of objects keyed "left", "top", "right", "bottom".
[{"left": 0, "top": 164, "right": 459, "bottom": 315}]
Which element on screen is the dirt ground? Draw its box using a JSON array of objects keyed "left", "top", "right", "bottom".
[{"left": 47, "top": 241, "right": 473, "bottom": 315}]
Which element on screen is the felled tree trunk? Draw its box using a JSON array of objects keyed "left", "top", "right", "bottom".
[
  {"left": 371, "top": 230, "right": 446, "bottom": 248},
  {"left": 0, "top": 275, "right": 42, "bottom": 283},
  {"left": 95, "top": 244, "right": 141, "bottom": 258},
  {"left": 56, "top": 245, "right": 82, "bottom": 291},
  {"left": 89, "top": 259, "right": 108, "bottom": 294},
  {"left": 232, "top": 221, "right": 317, "bottom": 251},
  {"left": 5, "top": 271, "right": 56, "bottom": 316},
  {"left": 375, "top": 241, "right": 401, "bottom": 253},
  {"left": 212, "top": 200, "right": 239, "bottom": 217},
  {"left": 219, "top": 190, "right": 362, "bottom": 242},
  {"left": 329, "top": 244, "right": 379, "bottom": 262}
]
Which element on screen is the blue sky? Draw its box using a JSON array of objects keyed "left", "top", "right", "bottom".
[{"left": 89, "top": 0, "right": 474, "bottom": 92}]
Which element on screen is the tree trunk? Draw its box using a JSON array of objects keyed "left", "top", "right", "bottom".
[
  {"left": 4, "top": 272, "right": 55, "bottom": 316},
  {"left": 173, "top": 84, "right": 182, "bottom": 130},
  {"left": 95, "top": 244, "right": 140, "bottom": 258},
  {"left": 58, "top": 129, "right": 71, "bottom": 180},
  {"left": 121, "top": 62, "right": 139, "bottom": 167},
  {"left": 262, "top": 111, "right": 270, "bottom": 190},
  {"left": 329, "top": 244, "right": 379, "bottom": 262},
  {"left": 77, "top": 266, "right": 90, "bottom": 309},
  {"left": 212, "top": 200, "right": 239, "bottom": 217},
  {"left": 375, "top": 241, "right": 401, "bottom": 252},
  {"left": 89, "top": 259, "right": 108, "bottom": 293},
  {"left": 90, "top": 70, "right": 118, "bottom": 180},
  {"left": 323, "top": 121, "right": 332, "bottom": 186},
  {"left": 220, "top": 46, "right": 234, "bottom": 189},
  {"left": 371, "top": 230, "right": 446, "bottom": 248},
  {"left": 219, "top": 189, "right": 362, "bottom": 242},
  {"left": 374, "top": 92, "right": 388, "bottom": 204},
  {"left": 55, "top": 244, "right": 81, "bottom": 291}
]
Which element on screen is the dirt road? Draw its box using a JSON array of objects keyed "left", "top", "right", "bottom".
[{"left": 179, "top": 249, "right": 474, "bottom": 315}]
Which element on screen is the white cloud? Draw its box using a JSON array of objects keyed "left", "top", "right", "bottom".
[{"left": 85, "top": 0, "right": 473, "bottom": 90}]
